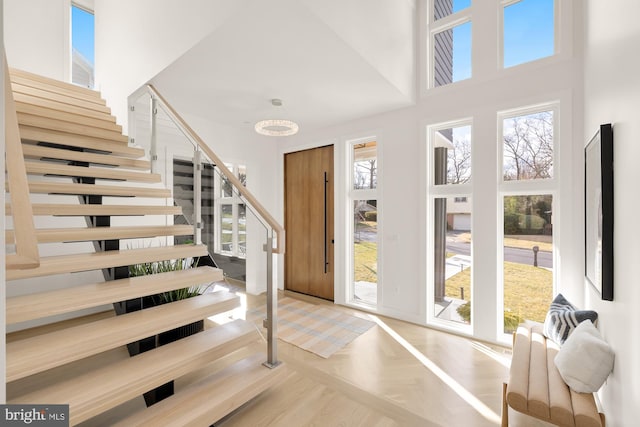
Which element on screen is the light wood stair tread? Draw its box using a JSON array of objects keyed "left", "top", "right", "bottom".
[
  {"left": 10, "top": 68, "right": 103, "bottom": 99},
  {"left": 22, "top": 144, "right": 151, "bottom": 170},
  {"left": 10, "top": 73, "right": 106, "bottom": 105},
  {"left": 13, "top": 92, "right": 116, "bottom": 123},
  {"left": 24, "top": 161, "right": 161, "bottom": 183},
  {"left": 115, "top": 353, "right": 287, "bottom": 427},
  {"left": 8, "top": 319, "right": 259, "bottom": 425},
  {"left": 6, "top": 291, "right": 240, "bottom": 382},
  {"left": 18, "top": 113, "right": 127, "bottom": 142},
  {"left": 16, "top": 101, "right": 121, "bottom": 132},
  {"left": 6, "top": 266, "right": 223, "bottom": 325},
  {"left": 6, "top": 245, "right": 209, "bottom": 280},
  {"left": 23, "top": 181, "right": 171, "bottom": 198},
  {"left": 6, "top": 224, "right": 194, "bottom": 244},
  {"left": 20, "top": 127, "right": 137, "bottom": 157},
  {"left": 11, "top": 83, "right": 111, "bottom": 113},
  {"left": 6, "top": 203, "right": 182, "bottom": 216}
]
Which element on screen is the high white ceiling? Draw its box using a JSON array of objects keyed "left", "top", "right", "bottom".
[{"left": 151, "top": 0, "right": 417, "bottom": 135}]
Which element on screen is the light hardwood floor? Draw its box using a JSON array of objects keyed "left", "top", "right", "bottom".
[{"left": 9, "top": 284, "right": 553, "bottom": 426}]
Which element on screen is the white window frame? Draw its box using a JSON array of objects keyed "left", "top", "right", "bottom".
[
  {"left": 499, "top": 0, "right": 559, "bottom": 70},
  {"left": 426, "top": 0, "right": 473, "bottom": 89},
  {"left": 426, "top": 118, "right": 473, "bottom": 334},
  {"left": 347, "top": 136, "right": 381, "bottom": 309},
  {"left": 214, "top": 163, "right": 247, "bottom": 259},
  {"left": 70, "top": 2, "right": 95, "bottom": 88},
  {"left": 497, "top": 102, "right": 559, "bottom": 342}
]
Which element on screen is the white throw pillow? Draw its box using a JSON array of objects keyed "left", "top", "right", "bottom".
[{"left": 554, "top": 320, "right": 614, "bottom": 393}]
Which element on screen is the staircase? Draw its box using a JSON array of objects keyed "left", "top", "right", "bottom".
[{"left": 4, "top": 68, "right": 285, "bottom": 426}]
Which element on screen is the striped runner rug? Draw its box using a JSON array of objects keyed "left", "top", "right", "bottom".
[{"left": 249, "top": 298, "right": 376, "bottom": 358}]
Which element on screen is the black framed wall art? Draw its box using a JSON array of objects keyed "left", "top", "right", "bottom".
[{"left": 585, "top": 123, "right": 614, "bottom": 301}]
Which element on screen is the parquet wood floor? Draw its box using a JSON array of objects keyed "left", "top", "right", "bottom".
[
  {"left": 20, "top": 287, "right": 552, "bottom": 426},
  {"left": 217, "top": 291, "right": 553, "bottom": 427}
]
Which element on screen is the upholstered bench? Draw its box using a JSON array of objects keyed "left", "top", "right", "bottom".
[{"left": 502, "top": 322, "right": 606, "bottom": 427}]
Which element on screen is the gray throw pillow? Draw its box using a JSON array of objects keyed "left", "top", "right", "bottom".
[{"left": 543, "top": 293, "right": 598, "bottom": 345}]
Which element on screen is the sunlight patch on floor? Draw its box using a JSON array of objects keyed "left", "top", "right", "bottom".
[
  {"left": 471, "top": 341, "right": 512, "bottom": 369},
  {"left": 369, "top": 315, "right": 502, "bottom": 425},
  {"left": 207, "top": 282, "right": 247, "bottom": 324}
]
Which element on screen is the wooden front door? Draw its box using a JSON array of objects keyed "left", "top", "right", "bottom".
[{"left": 284, "top": 145, "right": 334, "bottom": 300}]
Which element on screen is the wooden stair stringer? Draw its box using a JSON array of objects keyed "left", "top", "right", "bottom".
[
  {"left": 8, "top": 320, "right": 260, "bottom": 426},
  {"left": 6, "top": 292, "right": 240, "bottom": 382}
]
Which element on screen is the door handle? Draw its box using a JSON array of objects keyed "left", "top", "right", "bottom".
[{"left": 324, "top": 171, "right": 329, "bottom": 274}]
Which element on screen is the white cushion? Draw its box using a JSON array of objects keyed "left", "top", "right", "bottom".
[{"left": 554, "top": 320, "right": 614, "bottom": 393}]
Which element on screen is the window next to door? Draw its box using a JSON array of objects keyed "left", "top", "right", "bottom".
[{"left": 348, "top": 139, "right": 379, "bottom": 307}]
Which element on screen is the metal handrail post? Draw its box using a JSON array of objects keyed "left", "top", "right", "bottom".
[
  {"left": 263, "top": 230, "right": 280, "bottom": 368},
  {"left": 150, "top": 96, "right": 158, "bottom": 173},
  {"left": 193, "top": 148, "right": 202, "bottom": 245}
]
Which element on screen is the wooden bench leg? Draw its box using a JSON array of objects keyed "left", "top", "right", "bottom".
[{"left": 502, "top": 382, "right": 509, "bottom": 427}]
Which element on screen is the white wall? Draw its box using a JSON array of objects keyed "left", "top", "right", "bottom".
[
  {"left": 94, "top": 0, "right": 249, "bottom": 131},
  {"left": 4, "top": 0, "right": 70, "bottom": 80},
  {"left": 583, "top": 1, "right": 640, "bottom": 425},
  {"left": 277, "top": 0, "right": 584, "bottom": 342}
]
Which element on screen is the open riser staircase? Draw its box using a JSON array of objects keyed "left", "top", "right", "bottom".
[{"left": 4, "top": 68, "right": 285, "bottom": 426}]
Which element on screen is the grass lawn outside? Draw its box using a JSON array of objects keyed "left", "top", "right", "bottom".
[
  {"left": 354, "top": 241, "right": 377, "bottom": 283},
  {"left": 445, "top": 261, "right": 552, "bottom": 330},
  {"left": 355, "top": 227, "right": 552, "bottom": 333}
]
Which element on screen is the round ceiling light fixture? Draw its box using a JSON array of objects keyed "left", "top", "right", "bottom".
[{"left": 254, "top": 99, "right": 299, "bottom": 136}]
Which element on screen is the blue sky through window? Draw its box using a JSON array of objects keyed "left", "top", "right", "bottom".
[
  {"left": 72, "top": 5, "right": 94, "bottom": 64},
  {"left": 453, "top": 22, "right": 472, "bottom": 82},
  {"left": 503, "top": 0, "right": 554, "bottom": 68},
  {"left": 453, "top": 0, "right": 472, "bottom": 14}
]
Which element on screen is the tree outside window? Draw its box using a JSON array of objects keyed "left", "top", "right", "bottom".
[{"left": 503, "top": 110, "right": 553, "bottom": 181}]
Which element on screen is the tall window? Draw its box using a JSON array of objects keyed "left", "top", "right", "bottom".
[
  {"left": 71, "top": 4, "right": 95, "bottom": 88},
  {"left": 214, "top": 164, "right": 247, "bottom": 258},
  {"left": 427, "top": 120, "right": 472, "bottom": 329},
  {"left": 350, "top": 140, "right": 379, "bottom": 306},
  {"left": 499, "top": 104, "right": 557, "bottom": 335},
  {"left": 502, "top": 0, "right": 555, "bottom": 68},
  {"left": 429, "top": 0, "right": 472, "bottom": 88}
]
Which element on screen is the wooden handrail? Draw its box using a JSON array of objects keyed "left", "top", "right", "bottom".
[
  {"left": 4, "top": 52, "right": 40, "bottom": 270},
  {"left": 146, "top": 84, "right": 286, "bottom": 254}
]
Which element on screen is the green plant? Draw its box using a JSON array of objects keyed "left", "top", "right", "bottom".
[
  {"left": 504, "top": 213, "right": 521, "bottom": 234},
  {"left": 129, "top": 257, "right": 204, "bottom": 303}
]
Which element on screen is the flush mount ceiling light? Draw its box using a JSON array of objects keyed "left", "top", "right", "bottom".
[{"left": 255, "top": 99, "right": 299, "bottom": 136}]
